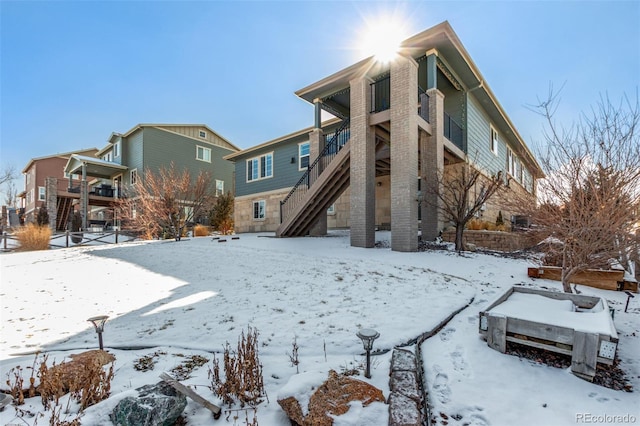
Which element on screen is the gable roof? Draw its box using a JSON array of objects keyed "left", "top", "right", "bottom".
[
  {"left": 21, "top": 148, "right": 98, "bottom": 174},
  {"left": 97, "top": 123, "right": 240, "bottom": 156}
]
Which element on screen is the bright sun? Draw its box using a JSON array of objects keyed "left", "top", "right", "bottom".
[{"left": 358, "top": 14, "right": 410, "bottom": 63}]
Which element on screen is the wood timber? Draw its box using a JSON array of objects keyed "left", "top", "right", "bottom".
[
  {"left": 527, "top": 266, "right": 638, "bottom": 292},
  {"left": 160, "top": 372, "right": 221, "bottom": 419}
]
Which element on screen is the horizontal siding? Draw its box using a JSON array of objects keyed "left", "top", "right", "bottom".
[
  {"left": 123, "top": 130, "right": 144, "bottom": 187},
  {"left": 234, "top": 122, "right": 344, "bottom": 197},
  {"left": 139, "top": 127, "right": 235, "bottom": 190},
  {"left": 466, "top": 93, "right": 504, "bottom": 176}
]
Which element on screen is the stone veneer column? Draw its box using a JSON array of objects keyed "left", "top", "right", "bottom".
[
  {"left": 308, "top": 128, "right": 327, "bottom": 236},
  {"left": 390, "top": 55, "right": 419, "bottom": 252},
  {"left": 45, "top": 177, "right": 58, "bottom": 232},
  {"left": 349, "top": 76, "right": 376, "bottom": 248},
  {"left": 421, "top": 88, "right": 445, "bottom": 241}
]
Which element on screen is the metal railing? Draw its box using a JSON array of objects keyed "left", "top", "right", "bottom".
[
  {"left": 444, "top": 112, "right": 463, "bottom": 150},
  {"left": 370, "top": 76, "right": 390, "bottom": 113},
  {"left": 418, "top": 88, "right": 430, "bottom": 122},
  {"left": 280, "top": 119, "right": 350, "bottom": 223}
]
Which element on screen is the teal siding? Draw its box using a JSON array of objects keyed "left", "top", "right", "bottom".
[{"left": 466, "top": 93, "right": 504, "bottom": 176}]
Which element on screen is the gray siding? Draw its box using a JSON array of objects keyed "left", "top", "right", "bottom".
[
  {"left": 234, "top": 122, "right": 343, "bottom": 197},
  {"left": 235, "top": 134, "right": 308, "bottom": 197},
  {"left": 139, "top": 127, "right": 235, "bottom": 190},
  {"left": 123, "top": 130, "right": 144, "bottom": 187},
  {"left": 466, "top": 93, "right": 504, "bottom": 176}
]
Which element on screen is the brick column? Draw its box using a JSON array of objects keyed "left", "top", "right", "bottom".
[
  {"left": 309, "top": 128, "right": 327, "bottom": 236},
  {"left": 390, "top": 55, "right": 419, "bottom": 252},
  {"left": 45, "top": 177, "right": 58, "bottom": 232},
  {"left": 421, "top": 89, "right": 445, "bottom": 241},
  {"left": 349, "top": 76, "right": 376, "bottom": 248}
]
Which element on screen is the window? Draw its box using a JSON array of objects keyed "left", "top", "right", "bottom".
[
  {"left": 216, "top": 180, "right": 224, "bottom": 196},
  {"left": 253, "top": 200, "right": 265, "bottom": 220},
  {"left": 490, "top": 126, "right": 499, "bottom": 155},
  {"left": 299, "top": 142, "right": 310, "bottom": 170},
  {"left": 247, "top": 153, "right": 273, "bottom": 182},
  {"left": 38, "top": 186, "right": 45, "bottom": 201},
  {"left": 199, "top": 130, "right": 207, "bottom": 139},
  {"left": 327, "top": 204, "right": 335, "bottom": 215},
  {"left": 130, "top": 169, "right": 138, "bottom": 185},
  {"left": 103, "top": 152, "right": 113, "bottom": 162},
  {"left": 113, "top": 141, "right": 120, "bottom": 157},
  {"left": 196, "top": 145, "right": 211, "bottom": 162},
  {"left": 64, "top": 171, "right": 79, "bottom": 180},
  {"left": 26, "top": 173, "right": 31, "bottom": 185}
]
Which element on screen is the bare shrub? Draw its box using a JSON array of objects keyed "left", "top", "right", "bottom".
[
  {"left": 39, "top": 354, "right": 114, "bottom": 410},
  {"left": 16, "top": 223, "right": 51, "bottom": 251},
  {"left": 287, "top": 337, "right": 300, "bottom": 374},
  {"left": 209, "top": 327, "right": 265, "bottom": 408},
  {"left": 194, "top": 224, "right": 210, "bottom": 237}
]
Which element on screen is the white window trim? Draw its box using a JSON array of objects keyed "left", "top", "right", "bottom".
[
  {"left": 130, "top": 168, "right": 138, "bottom": 185},
  {"left": 490, "top": 125, "right": 499, "bottom": 156},
  {"left": 327, "top": 203, "right": 335, "bottom": 215},
  {"left": 253, "top": 200, "right": 266, "bottom": 220},
  {"left": 113, "top": 141, "right": 120, "bottom": 158},
  {"left": 246, "top": 152, "right": 274, "bottom": 183},
  {"left": 216, "top": 179, "right": 224, "bottom": 196},
  {"left": 196, "top": 145, "right": 212, "bottom": 163},
  {"left": 38, "top": 186, "right": 46, "bottom": 201},
  {"left": 298, "top": 142, "right": 310, "bottom": 171}
]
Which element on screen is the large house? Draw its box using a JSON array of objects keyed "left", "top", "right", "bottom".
[
  {"left": 39, "top": 124, "right": 239, "bottom": 230},
  {"left": 226, "top": 21, "right": 544, "bottom": 251},
  {"left": 20, "top": 149, "right": 98, "bottom": 226}
]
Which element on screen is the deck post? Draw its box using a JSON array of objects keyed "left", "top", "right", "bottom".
[
  {"left": 487, "top": 314, "right": 507, "bottom": 353},
  {"left": 571, "top": 331, "right": 598, "bottom": 381}
]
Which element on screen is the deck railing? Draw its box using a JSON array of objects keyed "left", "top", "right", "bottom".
[
  {"left": 444, "top": 112, "right": 463, "bottom": 150},
  {"left": 370, "top": 76, "right": 390, "bottom": 113},
  {"left": 280, "top": 119, "right": 350, "bottom": 223}
]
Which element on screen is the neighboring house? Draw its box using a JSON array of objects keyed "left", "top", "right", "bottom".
[
  {"left": 227, "top": 21, "right": 544, "bottom": 251},
  {"left": 19, "top": 149, "right": 98, "bottom": 226},
  {"left": 55, "top": 124, "right": 239, "bottom": 230}
]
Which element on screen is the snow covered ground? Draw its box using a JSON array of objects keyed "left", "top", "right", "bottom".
[{"left": 1, "top": 231, "right": 638, "bottom": 425}]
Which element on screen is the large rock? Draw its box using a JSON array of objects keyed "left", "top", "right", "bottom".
[
  {"left": 110, "top": 381, "right": 187, "bottom": 426},
  {"left": 278, "top": 370, "right": 385, "bottom": 426}
]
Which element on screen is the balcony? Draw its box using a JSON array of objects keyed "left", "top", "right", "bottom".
[{"left": 444, "top": 112, "right": 463, "bottom": 150}]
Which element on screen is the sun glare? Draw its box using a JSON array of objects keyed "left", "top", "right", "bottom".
[{"left": 358, "top": 14, "right": 411, "bottom": 63}]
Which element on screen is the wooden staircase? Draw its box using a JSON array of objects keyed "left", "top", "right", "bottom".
[
  {"left": 277, "top": 142, "right": 351, "bottom": 237},
  {"left": 56, "top": 197, "right": 73, "bottom": 231}
]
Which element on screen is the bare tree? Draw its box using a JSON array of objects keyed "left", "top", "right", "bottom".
[
  {"left": 0, "top": 165, "right": 16, "bottom": 187},
  {"left": 426, "top": 162, "right": 503, "bottom": 252},
  {"left": 528, "top": 89, "right": 640, "bottom": 293},
  {"left": 4, "top": 180, "right": 18, "bottom": 207},
  {"left": 117, "top": 163, "right": 216, "bottom": 240}
]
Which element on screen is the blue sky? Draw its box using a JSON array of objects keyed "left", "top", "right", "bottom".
[{"left": 1, "top": 0, "right": 638, "bottom": 195}]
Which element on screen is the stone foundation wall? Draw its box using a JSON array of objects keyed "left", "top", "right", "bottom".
[
  {"left": 234, "top": 189, "right": 290, "bottom": 233},
  {"left": 441, "top": 229, "right": 535, "bottom": 252}
]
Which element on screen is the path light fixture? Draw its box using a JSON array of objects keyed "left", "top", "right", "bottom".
[
  {"left": 87, "top": 315, "right": 109, "bottom": 350},
  {"left": 356, "top": 328, "right": 380, "bottom": 379}
]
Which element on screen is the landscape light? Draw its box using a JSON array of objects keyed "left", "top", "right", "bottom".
[
  {"left": 356, "top": 328, "right": 380, "bottom": 379},
  {"left": 87, "top": 315, "right": 109, "bottom": 350}
]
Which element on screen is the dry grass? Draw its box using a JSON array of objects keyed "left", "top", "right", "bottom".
[
  {"left": 466, "top": 219, "right": 509, "bottom": 232},
  {"left": 194, "top": 224, "right": 210, "bottom": 237},
  {"left": 16, "top": 223, "right": 51, "bottom": 251},
  {"left": 39, "top": 354, "right": 115, "bottom": 410},
  {"left": 209, "top": 327, "right": 265, "bottom": 408}
]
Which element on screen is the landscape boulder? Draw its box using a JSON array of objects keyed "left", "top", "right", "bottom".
[
  {"left": 278, "top": 370, "right": 385, "bottom": 426},
  {"left": 110, "top": 381, "right": 187, "bottom": 426}
]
